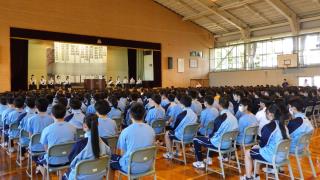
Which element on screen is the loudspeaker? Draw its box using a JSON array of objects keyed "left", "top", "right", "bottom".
[{"left": 168, "top": 57, "right": 173, "bottom": 69}]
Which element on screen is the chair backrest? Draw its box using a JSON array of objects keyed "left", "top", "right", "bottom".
[
  {"left": 106, "top": 135, "right": 118, "bottom": 153},
  {"left": 205, "top": 120, "right": 214, "bottom": 136},
  {"left": 76, "top": 129, "right": 85, "bottom": 140},
  {"left": 182, "top": 123, "right": 199, "bottom": 142},
  {"left": 75, "top": 155, "right": 110, "bottom": 176},
  {"left": 151, "top": 119, "right": 166, "bottom": 133},
  {"left": 20, "top": 129, "right": 29, "bottom": 138},
  {"left": 243, "top": 125, "right": 258, "bottom": 144},
  {"left": 296, "top": 132, "right": 312, "bottom": 153},
  {"left": 0, "top": 114, "right": 2, "bottom": 126},
  {"left": 313, "top": 105, "right": 320, "bottom": 115},
  {"left": 220, "top": 130, "right": 239, "bottom": 149},
  {"left": 30, "top": 133, "right": 42, "bottom": 146},
  {"left": 9, "top": 122, "right": 19, "bottom": 130},
  {"left": 304, "top": 106, "right": 313, "bottom": 117},
  {"left": 48, "top": 141, "right": 75, "bottom": 157},
  {"left": 273, "top": 139, "right": 291, "bottom": 163},
  {"left": 128, "top": 146, "right": 157, "bottom": 174}
]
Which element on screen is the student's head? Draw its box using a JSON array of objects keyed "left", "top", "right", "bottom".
[
  {"left": 57, "top": 97, "right": 68, "bottom": 107},
  {"left": 288, "top": 97, "right": 304, "bottom": 114},
  {"left": 0, "top": 96, "right": 7, "bottom": 105},
  {"left": 239, "top": 98, "right": 252, "bottom": 112},
  {"left": 14, "top": 97, "right": 25, "bottom": 109},
  {"left": 108, "top": 96, "right": 118, "bottom": 109},
  {"left": 188, "top": 90, "right": 198, "bottom": 99},
  {"left": 266, "top": 104, "right": 288, "bottom": 139},
  {"left": 180, "top": 95, "right": 192, "bottom": 108},
  {"left": 218, "top": 96, "right": 230, "bottom": 110},
  {"left": 25, "top": 97, "right": 36, "bottom": 109},
  {"left": 51, "top": 103, "right": 66, "bottom": 120},
  {"left": 233, "top": 91, "right": 242, "bottom": 102},
  {"left": 204, "top": 95, "right": 214, "bottom": 108},
  {"left": 130, "top": 102, "right": 146, "bottom": 122},
  {"left": 83, "top": 114, "right": 100, "bottom": 158},
  {"left": 35, "top": 98, "right": 49, "bottom": 112},
  {"left": 6, "top": 96, "right": 14, "bottom": 105},
  {"left": 168, "top": 94, "right": 175, "bottom": 102},
  {"left": 69, "top": 98, "right": 81, "bottom": 110},
  {"left": 46, "top": 94, "right": 54, "bottom": 104},
  {"left": 130, "top": 93, "right": 139, "bottom": 101},
  {"left": 149, "top": 94, "right": 161, "bottom": 106},
  {"left": 94, "top": 100, "right": 111, "bottom": 116}
]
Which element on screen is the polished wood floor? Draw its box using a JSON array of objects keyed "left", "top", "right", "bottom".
[{"left": 0, "top": 129, "right": 319, "bottom": 180}]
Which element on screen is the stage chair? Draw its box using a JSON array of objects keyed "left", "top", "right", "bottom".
[
  {"left": 26, "top": 133, "right": 45, "bottom": 179},
  {"left": 206, "top": 130, "right": 241, "bottom": 179},
  {"left": 253, "top": 139, "right": 294, "bottom": 180},
  {"left": 16, "top": 129, "right": 29, "bottom": 166},
  {"left": 172, "top": 123, "right": 199, "bottom": 165},
  {"left": 75, "top": 155, "right": 110, "bottom": 179},
  {"left": 118, "top": 146, "right": 157, "bottom": 180}
]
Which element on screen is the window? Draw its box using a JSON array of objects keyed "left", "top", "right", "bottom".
[
  {"left": 314, "top": 76, "right": 320, "bottom": 88},
  {"left": 298, "top": 77, "right": 312, "bottom": 87},
  {"left": 299, "top": 33, "right": 320, "bottom": 66},
  {"left": 210, "top": 44, "right": 244, "bottom": 71}
]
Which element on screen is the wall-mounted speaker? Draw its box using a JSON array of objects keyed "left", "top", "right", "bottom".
[{"left": 168, "top": 57, "right": 173, "bottom": 69}]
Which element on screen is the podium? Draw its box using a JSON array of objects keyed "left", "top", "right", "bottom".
[{"left": 84, "top": 79, "right": 106, "bottom": 90}]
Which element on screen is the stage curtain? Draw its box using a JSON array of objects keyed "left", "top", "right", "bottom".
[
  {"left": 128, "top": 49, "right": 137, "bottom": 79},
  {"left": 136, "top": 49, "right": 144, "bottom": 80},
  {"left": 10, "top": 38, "right": 28, "bottom": 91}
]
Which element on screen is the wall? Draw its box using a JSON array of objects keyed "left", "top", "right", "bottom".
[
  {"left": 106, "top": 46, "right": 128, "bottom": 80},
  {"left": 0, "top": 0, "right": 213, "bottom": 92},
  {"left": 209, "top": 66, "right": 320, "bottom": 86}
]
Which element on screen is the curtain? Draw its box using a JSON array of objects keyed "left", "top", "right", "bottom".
[
  {"left": 127, "top": 49, "right": 137, "bottom": 79},
  {"left": 136, "top": 50, "right": 144, "bottom": 80}
]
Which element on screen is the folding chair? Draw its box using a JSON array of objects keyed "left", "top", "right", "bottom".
[
  {"left": 106, "top": 135, "right": 119, "bottom": 154},
  {"left": 44, "top": 141, "right": 75, "bottom": 180},
  {"left": 312, "top": 104, "right": 320, "bottom": 128},
  {"left": 118, "top": 146, "right": 157, "bottom": 180},
  {"left": 16, "top": 129, "right": 29, "bottom": 166},
  {"left": 6, "top": 121, "right": 20, "bottom": 155},
  {"left": 304, "top": 106, "right": 314, "bottom": 127},
  {"left": 112, "top": 118, "right": 122, "bottom": 132},
  {"left": 205, "top": 120, "right": 214, "bottom": 137},
  {"left": 253, "top": 139, "right": 294, "bottom": 180},
  {"left": 291, "top": 132, "right": 317, "bottom": 179},
  {"left": 172, "top": 123, "right": 199, "bottom": 165},
  {"left": 151, "top": 119, "right": 166, "bottom": 137},
  {"left": 26, "top": 133, "right": 45, "bottom": 179},
  {"left": 206, "top": 130, "right": 241, "bottom": 179},
  {"left": 76, "top": 128, "right": 85, "bottom": 140},
  {"left": 75, "top": 155, "right": 110, "bottom": 179},
  {"left": 236, "top": 125, "right": 259, "bottom": 163}
]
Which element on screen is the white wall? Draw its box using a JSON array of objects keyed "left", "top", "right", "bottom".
[
  {"left": 209, "top": 66, "right": 320, "bottom": 86},
  {"left": 106, "top": 46, "right": 128, "bottom": 80}
]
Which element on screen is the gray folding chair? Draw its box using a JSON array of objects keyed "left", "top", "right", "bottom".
[
  {"left": 291, "top": 132, "right": 317, "bottom": 179},
  {"left": 26, "top": 133, "right": 45, "bottom": 179},
  {"left": 106, "top": 135, "right": 118, "bottom": 154},
  {"left": 236, "top": 125, "right": 258, "bottom": 163},
  {"left": 112, "top": 118, "right": 122, "bottom": 132},
  {"left": 151, "top": 119, "right": 166, "bottom": 136},
  {"left": 253, "top": 139, "right": 294, "bottom": 180},
  {"left": 76, "top": 128, "right": 85, "bottom": 140},
  {"left": 312, "top": 104, "right": 320, "bottom": 128},
  {"left": 75, "top": 155, "right": 110, "bottom": 179},
  {"left": 118, "top": 146, "right": 157, "bottom": 180},
  {"left": 304, "top": 106, "right": 314, "bottom": 127},
  {"left": 6, "top": 122, "right": 20, "bottom": 155},
  {"left": 206, "top": 130, "right": 241, "bottom": 179},
  {"left": 172, "top": 123, "right": 199, "bottom": 165},
  {"left": 16, "top": 129, "right": 29, "bottom": 166},
  {"left": 205, "top": 120, "right": 214, "bottom": 137},
  {"left": 44, "top": 141, "right": 75, "bottom": 180}
]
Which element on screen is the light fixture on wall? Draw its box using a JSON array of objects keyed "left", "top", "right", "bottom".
[{"left": 97, "top": 39, "right": 102, "bottom": 44}]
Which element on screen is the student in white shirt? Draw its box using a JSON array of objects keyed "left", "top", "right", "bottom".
[
  {"left": 39, "top": 76, "right": 47, "bottom": 89},
  {"left": 123, "top": 76, "right": 129, "bottom": 88},
  {"left": 29, "top": 75, "right": 37, "bottom": 90},
  {"left": 129, "top": 77, "right": 135, "bottom": 88},
  {"left": 255, "top": 98, "right": 271, "bottom": 137}
]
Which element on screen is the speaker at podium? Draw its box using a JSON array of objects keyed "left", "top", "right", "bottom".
[{"left": 84, "top": 79, "right": 106, "bottom": 90}]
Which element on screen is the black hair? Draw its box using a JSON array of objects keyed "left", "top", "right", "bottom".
[
  {"left": 46, "top": 94, "right": 54, "bottom": 104},
  {"left": 288, "top": 97, "right": 304, "bottom": 112},
  {"left": 94, "top": 100, "right": 111, "bottom": 115},
  {"left": 69, "top": 98, "right": 81, "bottom": 110},
  {"left": 168, "top": 94, "right": 175, "bottom": 102},
  {"left": 7, "top": 96, "right": 14, "bottom": 105},
  {"left": 130, "top": 93, "right": 140, "bottom": 101},
  {"left": 151, "top": 94, "right": 161, "bottom": 105},
  {"left": 36, "top": 98, "right": 49, "bottom": 112},
  {"left": 189, "top": 90, "right": 198, "bottom": 99},
  {"left": 180, "top": 95, "right": 192, "bottom": 107},
  {"left": 130, "top": 102, "right": 145, "bottom": 121},
  {"left": 267, "top": 104, "right": 288, "bottom": 140},
  {"left": 25, "top": 97, "right": 36, "bottom": 109},
  {"left": 204, "top": 95, "right": 214, "bottom": 106},
  {"left": 219, "top": 96, "right": 230, "bottom": 109},
  {"left": 108, "top": 96, "right": 118, "bottom": 109},
  {"left": 14, "top": 97, "right": 25, "bottom": 108},
  {"left": 84, "top": 114, "right": 100, "bottom": 159},
  {"left": 240, "top": 98, "right": 252, "bottom": 112},
  {"left": 51, "top": 103, "right": 66, "bottom": 119},
  {"left": 0, "top": 96, "right": 7, "bottom": 105},
  {"left": 57, "top": 97, "right": 68, "bottom": 107}
]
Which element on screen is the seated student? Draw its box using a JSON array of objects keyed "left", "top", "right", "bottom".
[
  {"left": 123, "top": 93, "right": 140, "bottom": 127},
  {"left": 1, "top": 96, "right": 14, "bottom": 147},
  {"left": 86, "top": 93, "right": 100, "bottom": 115},
  {"left": 163, "top": 95, "right": 198, "bottom": 159},
  {"left": 0, "top": 95, "right": 7, "bottom": 116},
  {"left": 63, "top": 114, "right": 111, "bottom": 180},
  {"left": 46, "top": 94, "right": 54, "bottom": 115},
  {"left": 287, "top": 97, "right": 314, "bottom": 153},
  {"left": 198, "top": 95, "right": 219, "bottom": 136},
  {"left": 107, "top": 96, "right": 122, "bottom": 119},
  {"left": 236, "top": 98, "right": 258, "bottom": 144},
  {"left": 231, "top": 91, "right": 242, "bottom": 115},
  {"left": 255, "top": 98, "right": 271, "bottom": 138},
  {"left": 145, "top": 94, "right": 165, "bottom": 133},
  {"left": 95, "top": 100, "right": 117, "bottom": 137},
  {"left": 66, "top": 98, "right": 85, "bottom": 129},
  {"left": 192, "top": 96, "right": 239, "bottom": 168},
  {"left": 6, "top": 97, "right": 26, "bottom": 152},
  {"left": 27, "top": 98, "right": 54, "bottom": 152},
  {"left": 240, "top": 104, "right": 289, "bottom": 180},
  {"left": 166, "top": 94, "right": 183, "bottom": 128},
  {"left": 109, "top": 102, "right": 155, "bottom": 178},
  {"left": 189, "top": 90, "right": 202, "bottom": 116},
  {"left": 160, "top": 92, "right": 170, "bottom": 110},
  {"left": 36, "top": 104, "right": 76, "bottom": 174},
  {"left": 118, "top": 92, "right": 128, "bottom": 113}
]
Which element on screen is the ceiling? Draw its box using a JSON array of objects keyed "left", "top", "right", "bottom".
[{"left": 154, "top": 0, "right": 320, "bottom": 42}]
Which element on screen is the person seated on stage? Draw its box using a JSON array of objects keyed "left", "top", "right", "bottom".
[
  {"left": 86, "top": 93, "right": 101, "bottom": 115},
  {"left": 166, "top": 93, "right": 183, "bottom": 129},
  {"left": 195, "top": 81, "right": 202, "bottom": 88},
  {"left": 36, "top": 103, "right": 76, "bottom": 175},
  {"left": 107, "top": 96, "right": 122, "bottom": 119},
  {"left": 56, "top": 75, "right": 62, "bottom": 88},
  {"left": 64, "top": 76, "right": 71, "bottom": 89},
  {"left": 145, "top": 94, "right": 165, "bottom": 134},
  {"left": 48, "top": 76, "right": 55, "bottom": 89},
  {"left": 29, "top": 74, "right": 37, "bottom": 90},
  {"left": 198, "top": 95, "right": 219, "bottom": 136},
  {"left": 95, "top": 100, "right": 117, "bottom": 138},
  {"left": 65, "top": 98, "right": 85, "bottom": 129},
  {"left": 108, "top": 77, "right": 114, "bottom": 87},
  {"left": 163, "top": 95, "right": 197, "bottom": 159},
  {"left": 189, "top": 90, "right": 202, "bottom": 116},
  {"left": 122, "top": 76, "right": 129, "bottom": 88},
  {"left": 129, "top": 77, "right": 135, "bottom": 88},
  {"left": 109, "top": 102, "right": 155, "bottom": 179},
  {"left": 39, "top": 76, "right": 47, "bottom": 90},
  {"left": 136, "top": 77, "right": 142, "bottom": 88},
  {"left": 62, "top": 114, "right": 111, "bottom": 180},
  {"left": 115, "top": 76, "right": 121, "bottom": 88}
]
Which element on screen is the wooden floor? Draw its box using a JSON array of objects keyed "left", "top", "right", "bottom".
[{"left": 1, "top": 129, "right": 320, "bottom": 180}]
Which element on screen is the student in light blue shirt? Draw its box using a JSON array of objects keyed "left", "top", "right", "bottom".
[
  {"left": 2, "top": 96, "right": 15, "bottom": 128},
  {"left": 145, "top": 94, "right": 165, "bottom": 134},
  {"left": 66, "top": 98, "right": 85, "bottom": 129},
  {"left": 287, "top": 97, "right": 314, "bottom": 153},
  {"left": 95, "top": 100, "right": 117, "bottom": 137},
  {"left": 86, "top": 93, "right": 101, "bottom": 115},
  {"left": 107, "top": 96, "right": 122, "bottom": 119},
  {"left": 109, "top": 102, "right": 155, "bottom": 178},
  {"left": 160, "top": 92, "right": 170, "bottom": 110},
  {"left": 63, "top": 114, "right": 111, "bottom": 180},
  {"left": 163, "top": 95, "right": 197, "bottom": 159},
  {"left": 124, "top": 93, "right": 140, "bottom": 127},
  {"left": 46, "top": 94, "right": 54, "bottom": 115},
  {"left": 189, "top": 90, "right": 202, "bottom": 116},
  {"left": 0, "top": 95, "right": 8, "bottom": 119},
  {"left": 28, "top": 98, "right": 54, "bottom": 152},
  {"left": 236, "top": 98, "right": 258, "bottom": 144},
  {"left": 37, "top": 104, "right": 76, "bottom": 175},
  {"left": 166, "top": 94, "right": 183, "bottom": 128},
  {"left": 198, "top": 95, "right": 219, "bottom": 136},
  {"left": 118, "top": 92, "right": 128, "bottom": 113}
]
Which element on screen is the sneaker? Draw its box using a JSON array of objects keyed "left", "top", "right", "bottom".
[
  {"left": 8, "top": 147, "right": 15, "bottom": 153},
  {"left": 20, "top": 156, "right": 25, "bottom": 161},
  {"left": 240, "top": 175, "right": 254, "bottom": 180},
  {"left": 262, "top": 167, "right": 284, "bottom": 174},
  {"left": 204, "top": 158, "right": 213, "bottom": 165},
  {"left": 1, "top": 142, "right": 7, "bottom": 147},
  {"left": 174, "top": 151, "right": 182, "bottom": 157},
  {"left": 192, "top": 161, "right": 205, "bottom": 169},
  {"left": 217, "top": 156, "right": 229, "bottom": 162},
  {"left": 163, "top": 152, "right": 173, "bottom": 159}
]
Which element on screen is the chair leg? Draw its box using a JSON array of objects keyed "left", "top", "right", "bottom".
[
  {"left": 265, "top": 164, "right": 268, "bottom": 180},
  {"left": 182, "top": 143, "right": 186, "bottom": 165},
  {"left": 288, "top": 162, "right": 294, "bottom": 180},
  {"left": 218, "top": 152, "right": 225, "bottom": 179},
  {"left": 205, "top": 150, "right": 209, "bottom": 172},
  {"left": 295, "top": 155, "right": 304, "bottom": 180},
  {"left": 273, "top": 164, "right": 279, "bottom": 180},
  {"left": 234, "top": 149, "right": 241, "bottom": 174},
  {"left": 253, "top": 161, "right": 257, "bottom": 178},
  {"left": 308, "top": 154, "right": 317, "bottom": 177},
  {"left": 118, "top": 172, "right": 121, "bottom": 180},
  {"left": 154, "top": 173, "right": 157, "bottom": 180}
]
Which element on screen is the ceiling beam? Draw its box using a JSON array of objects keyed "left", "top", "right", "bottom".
[
  {"left": 219, "top": 0, "right": 260, "bottom": 10},
  {"left": 244, "top": 5, "right": 272, "bottom": 24},
  {"left": 265, "top": 0, "right": 299, "bottom": 35}
]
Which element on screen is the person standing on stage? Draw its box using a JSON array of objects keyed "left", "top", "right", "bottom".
[
  {"left": 39, "top": 76, "right": 47, "bottom": 89},
  {"left": 108, "top": 77, "right": 114, "bottom": 87},
  {"left": 48, "top": 76, "right": 55, "bottom": 89},
  {"left": 136, "top": 77, "right": 142, "bottom": 88},
  {"left": 115, "top": 76, "right": 121, "bottom": 88},
  {"left": 129, "top": 77, "right": 135, "bottom": 88},
  {"left": 29, "top": 74, "right": 37, "bottom": 90},
  {"left": 123, "top": 76, "right": 129, "bottom": 88},
  {"left": 56, "top": 75, "right": 62, "bottom": 89},
  {"left": 64, "top": 76, "right": 71, "bottom": 89}
]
